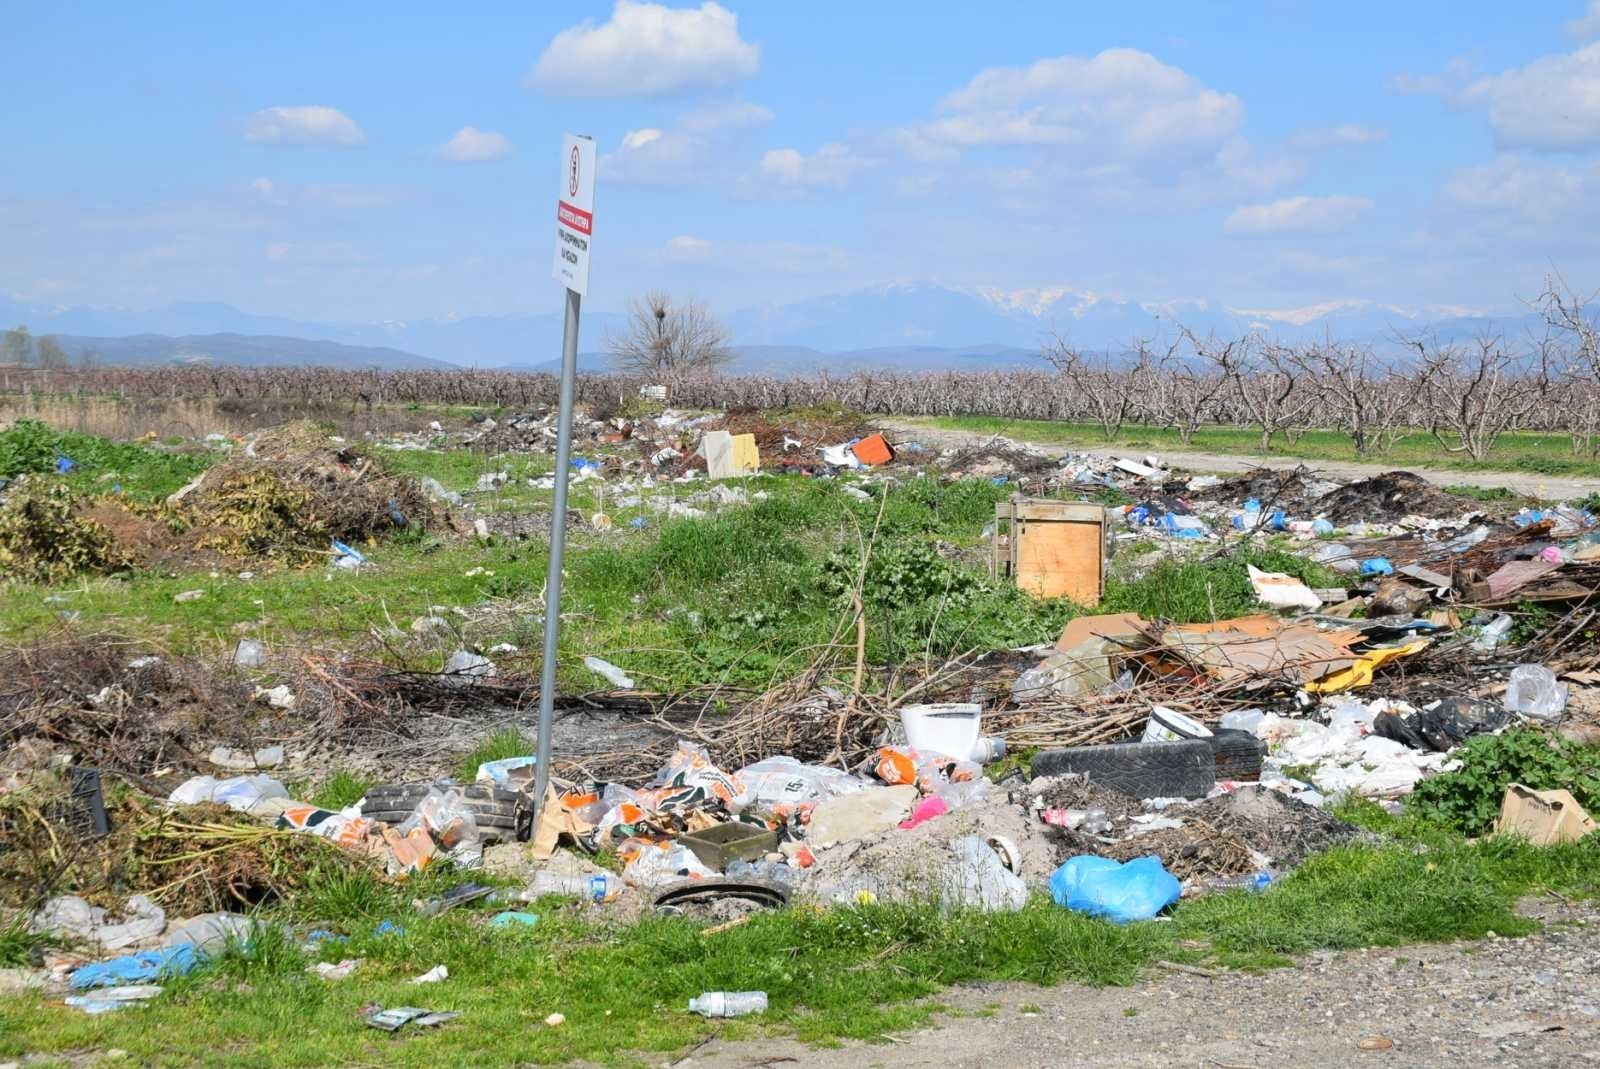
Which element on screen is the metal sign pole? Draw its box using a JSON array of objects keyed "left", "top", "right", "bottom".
[{"left": 532, "top": 284, "right": 581, "bottom": 812}]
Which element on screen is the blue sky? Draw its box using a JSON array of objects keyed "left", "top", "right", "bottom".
[{"left": 6, "top": 1, "right": 1600, "bottom": 326}]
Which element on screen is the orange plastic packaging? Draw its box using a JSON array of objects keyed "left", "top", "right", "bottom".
[{"left": 873, "top": 747, "right": 917, "bottom": 786}]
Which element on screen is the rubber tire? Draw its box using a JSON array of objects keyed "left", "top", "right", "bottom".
[
  {"left": 1207, "top": 729, "right": 1266, "bottom": 781},
  {"left": 1030, "top": 739, "right": 1215, "bottom": 799},
  {"left": 360, "top": 783, "right": 527, "bottom": 841}
]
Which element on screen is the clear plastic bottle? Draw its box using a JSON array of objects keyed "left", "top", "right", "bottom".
[
  {"left": 688, "top": 991, "right": 768, "bottom": 1017},
  {"left": 725, "top": 860, "right": 800, "bottom": 890},
  {"left": 526, "top": 871, "right": 622, "bottom": 903}
]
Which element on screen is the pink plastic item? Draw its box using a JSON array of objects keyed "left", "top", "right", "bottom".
[{"left": 898, "top": 795, "right": 949, "bottom": 830}]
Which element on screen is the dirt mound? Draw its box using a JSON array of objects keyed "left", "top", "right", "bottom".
[
  {"left": 1311, "top": 470, "right": 1471, "bottom": 524},
  {"left": 1100, "top": 819, "right": 1257, "bottom": 880},
  {"left": 1176, "top": 786, "right": 1364, "bottom": 868},
  {"left": 1188, "top": 466, "right": 1321, "bottom": 513}
]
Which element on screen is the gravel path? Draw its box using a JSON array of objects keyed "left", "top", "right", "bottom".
[
  {"left": 878, "top": 419, "right": 1600, "bottom": 502},
  {"left": 676, "top": 897, "right": 1600, "bottom": 1069}
]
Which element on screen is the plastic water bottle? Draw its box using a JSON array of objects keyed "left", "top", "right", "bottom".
[
  {"left": 688, "top": 991, "right": 767, "bottom": 1018},
  {"left": 527, "top": 872, "right": 621, "bottom": 903}
]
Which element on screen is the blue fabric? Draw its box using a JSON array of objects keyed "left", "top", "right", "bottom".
[
  {"left": 69, "top": 945, "right": 200, "bottom": 989},
  {"left": 1049, "top": 855, "right": 1181, "bottom": 923}
]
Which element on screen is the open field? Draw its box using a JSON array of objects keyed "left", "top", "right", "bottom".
[{"left": 3, "top": 396, "right": 1600, "bottom": 1068}]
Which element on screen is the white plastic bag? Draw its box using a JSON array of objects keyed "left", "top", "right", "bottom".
[
  {"left": 1248, "top": 565, "right": 1322, "bottom": 611},
  {"left": 168, "top": 775, "right": 289, "bottom": 813},
  {"left": 1504, "top": 665, "right": 1568, "bottom": 722},
  {"left": 939, "top": 836, "right": 1027, "bottom": 912},
  {"left": 622, "top": 843, "right": 716, "bottom": 889}
]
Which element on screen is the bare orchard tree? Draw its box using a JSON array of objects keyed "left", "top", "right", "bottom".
[
  {"left": 1041, "top": 337, "right": 1144, "bottom": 440},
  {"left": 1188, "top": 329, "right": 1319, "bottom": 451},
  {"left": 608, "top": 291, "right": 732, "bottom": 379},
  {"left": 1290, "top": 340, "right": 1428, "bottom": 456},
  {"left": 1137, "top": 336, "right": 1218, "bottom": 445},
  {"left": 1412, "top": 334, "right": 1549, "bottom": 461},
  {"left": 1538, "top": 274, "right": 1600, "bottom": 382}
]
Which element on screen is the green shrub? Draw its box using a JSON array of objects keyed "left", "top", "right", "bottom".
[{"left": 1409, "top": 729, "right": 1600, "bottom": 835}]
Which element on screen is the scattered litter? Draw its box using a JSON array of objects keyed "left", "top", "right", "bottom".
[{"left": 408, "top": 964, "right": 449, "bottom": 984}]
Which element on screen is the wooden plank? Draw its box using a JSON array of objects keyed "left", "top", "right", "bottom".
[
  {"left": 1015, "top": 516, "right": 1102, "bottom": 602},
  {"left": 1010, "top": 501, "right": 1107, "bottom": 522}
]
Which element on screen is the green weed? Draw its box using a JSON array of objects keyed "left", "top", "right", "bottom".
[
  {"left": 307, "top": 770, "right": 373, "bottom": 811},
  {"left": 456, "top": 728, "right": 536, "bottom": 782},
  {"left": 1410, "top": 729, "right": 1600, "bottom": 835}
]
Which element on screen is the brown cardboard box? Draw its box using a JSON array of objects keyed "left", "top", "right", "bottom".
[{"left": 1493, "top": 783, "right": 1597, "bottom": 845}]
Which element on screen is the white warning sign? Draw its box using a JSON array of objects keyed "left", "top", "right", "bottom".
[{"left": 552, "top": 133, "right": 596, "bottom": 295}]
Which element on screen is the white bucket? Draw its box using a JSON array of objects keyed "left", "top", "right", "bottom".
[
  {"left": 900, "top": 702, "right": 982, "bottom": 761},
  {"left": 1143, "top": 705, "right": 1214, "bottom": 744}
]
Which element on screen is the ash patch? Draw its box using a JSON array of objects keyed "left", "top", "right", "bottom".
[
  {"left": 1312, "top": 471, "right": 1473, "bottom": 524},
  {"left": 1174, "top": 786, "right": 1366, "bottom": 869}
]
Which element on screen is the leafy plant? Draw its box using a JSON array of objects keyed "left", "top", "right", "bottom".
[
  {"left": 1409, "top": 729, "right": 1600, "bottom": 835},
  {"left": 0, "top": 486, "right": 132, "bottom": 582}
]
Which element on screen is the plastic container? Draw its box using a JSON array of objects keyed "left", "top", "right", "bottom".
[
  {"left": 1143, "top": 706, "right": 1214, "bottom": 743},
  {"left": 688, "top": 991, "right": 768, "bottom": 1018},
  {"left": 1472, "top": 614, "right": 1513, "bottom": 652},
  {"left": 899, "top": 702, "right": 982, "bottom": 760},
  {"left": 1219, "top": 709, "right": 1265, "bottom": 734},
  {"left": 969, "top": 736, "right": 1007, "bottom": 762},
  {"left": 527, "top": 872, "right": 622, "bottom": 903},
  {"left": 678, "top": 822, "right": 779, "bottom": 871}
]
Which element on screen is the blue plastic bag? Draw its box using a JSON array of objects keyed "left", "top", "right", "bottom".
[
  {"left": 1360, "top": 557, "right": 1394, "bottom": 576},
  {"left": 1048, "top": 855, "right": 1180, "bottom": 923},
  {"left": 69, "top": 945, "right": 199, "bottom": 989}
]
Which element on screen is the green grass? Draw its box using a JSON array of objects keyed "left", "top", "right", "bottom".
[
  {"left": 4, "top": 825, "right": 1597, "bottom": 1067},
  {"left": 456, "top": 728, "right": 535, "bottom": 782},
  {"left": 306, "top": 771, "right": 375, "bottom": 811},
  {"left": 905, "top": 416, "right": 1600, "bottom": 478},
  {"left": 0, "top": 418, "right": 211, "bottom": 500}
]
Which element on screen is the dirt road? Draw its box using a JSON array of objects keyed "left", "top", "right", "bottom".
[
  {"left": 879, "top": 419, "right": 1600, "bottom": 502},
  {"left": 676, "top": 898, "right": 1600, "bottom": 1069}
]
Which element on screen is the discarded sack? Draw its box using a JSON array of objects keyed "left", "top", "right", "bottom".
[{"left": 1048, "top": 855, "right": 1181, "bottom": 923}]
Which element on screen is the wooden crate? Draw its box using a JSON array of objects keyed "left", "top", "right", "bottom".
[{"left": 992, "top": 499, "right": 1108, "bottom": 604}]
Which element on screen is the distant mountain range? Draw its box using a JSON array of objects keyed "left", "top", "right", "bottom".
[{"left": 0, "top": 285, "right": 1553, "bottom": 373}]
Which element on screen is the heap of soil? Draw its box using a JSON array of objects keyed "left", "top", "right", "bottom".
[
  {"left": 1187, "top": 466, "right": 1321, "bottom": 514},
  {"left": 1176, "top": 786, "right": 1364, "bottom": 869},
  {"left": 1310, "top": 471, "right": 1471, "bottom": 524},
  {"left": 1100, "top": 819, "right": 1257, "bottom": 880}
]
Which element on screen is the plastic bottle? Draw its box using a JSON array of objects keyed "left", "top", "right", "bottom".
[
  {"left": 526, "top": 872, "right": 622, "bottom": 903},
  {"left": 688, "top": 991, "right": 767, "bottom": 1018},
  {"left": 1472, "top": 614, "right": 1513, "bottom": 652}
]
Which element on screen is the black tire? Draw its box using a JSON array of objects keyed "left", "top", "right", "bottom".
[
  {"left": 360, "top": 783, "right": 529, "bottom": 841},
  {"left": 1030, "top": 739, "right": 1215, "bottom": 799},
  {"left": 1207, "top": 729, "right": 1266, "bottom": 781}
]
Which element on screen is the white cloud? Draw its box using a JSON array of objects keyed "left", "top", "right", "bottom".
[
  {"left": 1224, "top": 195, "right": 1373, "bottom": 235},
  {"left": 241, "top": 105, "right": 364, "bottom": 146},
  {"left": 1402, "top": 44, "right": 1600, "bottom": 151},
  {"left": 438, "top": 126, "right": 512, "bottom": 162},
  {"left": 661, "top": 234, "right": 715, "bottom": 262},
  {"left": 1442, "top": 155, "right": 1598, "bottom": 227},
  {"left": 1569, "top": 0, "right": 1600, "bottom": 41},
  {"left": 908, "top": 48, "right": 1243, "bottom": 163},
  {"left": 756, "top": 143, "right": 866, "bottom": 191},
  {"left": 1455, "top": 42, "right": 1600, "bottom": 150},
  {"left": 600, "top": 99, "right": 773, "bottom": 186},
  {"left": 528, "top": 1, "right": 759, "bottom": 97},
  {"left": 1288, "top": 123, "right": 1390, "bottom": 149},
  {"left": 648, "top": 234, "right": 850, "bottom": 275}
]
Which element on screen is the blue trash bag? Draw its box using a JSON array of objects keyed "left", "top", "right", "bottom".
[
  {"left": 1360, "top": 557, "right": 1395, "bottom": 576},
  {"left": 1048, "top": 855, "right": 1181, "bottom": 923},
  {"left": 69, "top": 944, "right": 200, "bottom": 989}
]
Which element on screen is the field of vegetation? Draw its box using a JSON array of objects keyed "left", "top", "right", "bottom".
[{"left": 2, "top": 386, "right": 1598, "bottom": 1068}]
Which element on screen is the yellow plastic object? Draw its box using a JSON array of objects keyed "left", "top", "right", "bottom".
[{"left": 1304, "top": 639, "right": 1429, "bottom": 693}]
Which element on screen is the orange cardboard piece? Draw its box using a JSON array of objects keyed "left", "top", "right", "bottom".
[
  {"left": 850, "top": 433, "right": 895, "bottom": 466},
  {"left": 1493, "top": 783, "right": 1597, "bottom": 846},
  {"left": 1055, "top": 612, "right": 1148, "bottom": 653},
  {"left": 1155, "top": 616, "right": 1359, "bottom": 686}
]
